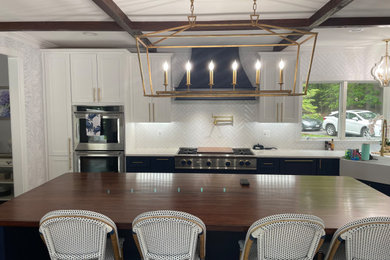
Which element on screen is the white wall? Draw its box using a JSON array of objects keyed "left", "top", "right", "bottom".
[
  {"left": 128, "top": 44, "right": 386, "bottom": 152},
  {"left": 0, "top": 33, "right": 47, "bottom": 191}
]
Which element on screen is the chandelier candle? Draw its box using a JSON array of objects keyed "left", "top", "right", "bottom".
[
  {"left": 255, "top": 60, "right": 261, "bottom": 89},
  {"left": 209, "top": 61, "right": 215, "bottom": 87},
  {"left": 232, "top": 60, "right": 238, "bottom": 89},
  {"left": 163, "top": 62, "right": 169, "bottom": 90},
  {"left": 279, "top": 60, "right": 285, "bottom": 87},
  {"left": 185, "top": 61, "right": 192, "bottom": 88}
]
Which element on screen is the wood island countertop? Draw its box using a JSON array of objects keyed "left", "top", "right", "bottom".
[{"left": 0, "top": 172, "right": 389, "bottom": 234}]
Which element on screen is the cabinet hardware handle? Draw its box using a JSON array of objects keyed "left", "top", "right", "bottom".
[
  {"left": 93, "top": 88, "right": 96, "bottom": 102},
  {"left": 152, "top": 103, "right": 155, "bottom": 122},
  {"left": 319, "top": 159, "right": 322, "bottom": 169},
  {"left": 148, "top": 103, "right": 151, "bottom": 122},
  {"left": 68, "top": 138, "right": 72, "bottom": 170},
  {"left": 263, "top": 163, "right": 273, "bottom": 165},
  {"left": 132, "top": 161, "right": 144, "bottom": 164},
  {"left": 156, "top": 158, "right": 169, "bottom": 161},
  {"left": 284, "top": 160, "right": 314, "bottom": 163},
  {"left": 276, "top": 103, "right": 279, "bottom": 122},
  {"left": 281, "top": 102, "right": 283, "bottom": 122},
  {"left": 98, "top": 88, "right": 101, "bottom": 102}
]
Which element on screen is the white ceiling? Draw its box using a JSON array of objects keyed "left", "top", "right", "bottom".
[{"left": 1, "top": 0, "right": 389, "bottom": 48}]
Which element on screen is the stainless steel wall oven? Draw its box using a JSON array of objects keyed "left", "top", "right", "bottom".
[{"left": 73, "top": 106, "right": 125, "bottom": 173}]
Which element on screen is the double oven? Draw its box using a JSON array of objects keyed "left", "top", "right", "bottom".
[{"left": 73, "top": 106, "right": 125, "bottom": 173}]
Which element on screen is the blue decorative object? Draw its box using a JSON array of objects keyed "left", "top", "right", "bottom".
[
  {"left": 86, "top": 113, "right": 101, "bottom": 136},
  {"left": 0, "top": 89, "right": 10, "bottom": 118}
]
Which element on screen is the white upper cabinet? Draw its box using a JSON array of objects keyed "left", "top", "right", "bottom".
[
  {"left": 257, "top": 52, "right": 300, "bottom": 123},
  {"left": 97, "top": 53, "right": 126, "bottom": 103},
  {"left": 70, "top": 50, "right": 128, "bottom": 104},
  {"left": 130, "top": 53, "right": 172, "bottom": 122},
  {"left": 70, "top": 53, "right": 97, "bottom": 103}
]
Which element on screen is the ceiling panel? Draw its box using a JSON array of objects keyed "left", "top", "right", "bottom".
[
  {"left": 24, "top": 31, "right": 136, "bottom": 48},
  {"left": 0, "top": 0, "right": 110, "bottom": 21},
  {"left": 333, "top": 0, "right": 390, "bottom": 17},
  {"left": 116, "top": 0, "right": 328, "bottom": 21},
  {"left": 314, "top": 27, "right": 390, "bottom": 47}
]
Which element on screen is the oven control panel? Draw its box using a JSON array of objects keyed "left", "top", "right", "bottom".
[{"left": 175, "top": 156, "right": 257, "bottom": 170}]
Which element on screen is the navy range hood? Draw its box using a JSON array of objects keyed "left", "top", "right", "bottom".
[{"left": 175, "top": 47, "right": 256, "bottom": 100}]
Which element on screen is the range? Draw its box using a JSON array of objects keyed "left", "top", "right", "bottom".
[{"left": 175, "top": 147, "right": 257, "bottom": 172}]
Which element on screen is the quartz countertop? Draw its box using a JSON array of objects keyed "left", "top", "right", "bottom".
[
  {"left": 340, "top": 156, "right": 390, "bottom": 185},
  {"left": 126, "top": 148, "right": 345, "bottom": 158}
]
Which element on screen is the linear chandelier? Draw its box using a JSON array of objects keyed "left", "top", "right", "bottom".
[
  {"left": 371, "top": 39, "right": 390, "bottom": 87},
  {"left": 135, "top": 0, "right": 318, "bottom": 98}
]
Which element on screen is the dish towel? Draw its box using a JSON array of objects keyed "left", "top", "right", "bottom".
[{"left": 86, "top": 114, "right": 101, "bottom": 136}]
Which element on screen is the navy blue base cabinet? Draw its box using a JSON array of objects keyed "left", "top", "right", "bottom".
[
  {"left": 257, "top": 158, "right": 339, "bottom": 176},
  {"left": 358, "top": 179, "right": 390, "bottom": 196},
  {"left": 126, "top": 156, "right": 174, "bottom": 172}
]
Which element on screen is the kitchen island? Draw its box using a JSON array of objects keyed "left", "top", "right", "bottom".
[
  {"left": 340, "top": 156, "right": 390, "bottom": 195},
  {"left": 1, "top": 172, "right": 389, "bottom": 259}
]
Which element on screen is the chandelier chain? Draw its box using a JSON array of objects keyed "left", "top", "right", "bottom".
[
  {"left": 190, "top": 0, "right": 195, "bottom": 17},
  {"left": 253, "top": 0, "right": 258, "bottom": 15}
]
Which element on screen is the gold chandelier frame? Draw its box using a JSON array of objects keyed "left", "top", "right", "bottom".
[{"left": 135, "top": 0, "right": 318, "bottom": 98}]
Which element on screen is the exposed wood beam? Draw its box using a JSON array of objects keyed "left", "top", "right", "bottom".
[
  {"left": 320, "top": 17, "right": 390, "bottom": 27},
  {"left": 0, "top": 17, "right": 389, "bottom": 32},
  {"left": 91, "top": 0, "right": 152, "bottom": 46},
  {"left": 0, "top": 22, "right": 122, "bottom": 31},
  {"left": 309, "top": 0, "right": 355, "bottom": 27},
  {"left": 129, "top": 19, "right": 310, "bottom": 31},
  {"left": 273, "top": 0, "right": 355, "bottom": 51}
]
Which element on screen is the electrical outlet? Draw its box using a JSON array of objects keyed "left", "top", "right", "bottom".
[{"left": 263, "top": 130, "right": 271, "bottom": 137}]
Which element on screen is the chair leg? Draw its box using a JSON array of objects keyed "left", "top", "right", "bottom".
[{"left": 316, "top": 251, "right": 324, "bottom": 260}]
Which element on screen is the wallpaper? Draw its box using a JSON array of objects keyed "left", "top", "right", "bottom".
[{"left": 0, "top": 33, "right": 47, "bottom": 191}]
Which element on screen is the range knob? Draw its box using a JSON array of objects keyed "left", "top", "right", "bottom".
[
  {"left": 206, "top": 161, "right": 212, "bottom": 167},
  {"left": 225, "top": 161, "right": 231, "bottom": 167},
  {"left": 245, "top": 160, "right": 251, "bottom": 166},
  {"left": 239, "top": 160, "right": 245, "bottom": 166},
  {"left": 181, "top": 159, "right": 187, "bottom": 166},
  {"left": 187, "top": 160, "right": 192, "bottom": 166}
]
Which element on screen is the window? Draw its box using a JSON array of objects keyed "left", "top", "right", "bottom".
[
  {"left": 301, "top": 82, "right": 384, "bottom": 139},
  {"left": 301, "top": 83, "right": 340, "bottom": 138},
  {"left": 344, "top": 82, "right": 383, "bottom": 138}
]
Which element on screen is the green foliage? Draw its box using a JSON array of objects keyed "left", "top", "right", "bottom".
[
  {"left": 302, "top": 82, "right": 382, "bottom": 120},
  {"left": 346, "top": 83, "right": 382, "bottom": 111}
]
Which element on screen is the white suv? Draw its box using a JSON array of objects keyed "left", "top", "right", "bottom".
[{"left": 322, "top": 110, "right": 382, "bottom": 137}]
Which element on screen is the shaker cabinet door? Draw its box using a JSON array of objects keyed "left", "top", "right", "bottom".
[
  {"left": 70, "top": 53, "right": 97, "bottom": 103},
  {"left": 257, "top": 53, "right": 299, "bottom": 123},
  {"left": 130, "top": 54, "right": 172, "bottom": 122},
  {"left": 97, "top": 53, "right": 126, "bottom": 104}
]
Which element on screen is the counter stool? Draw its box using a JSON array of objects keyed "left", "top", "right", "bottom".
[
  {"left": 239, "top": 213, "right": 325, "bottom": 260},
  {"left": 324, "top": 216, "right": 390, "bottom": 260},
  {"left": 132, "top": 210, "right": 206, "bottom": 260},
  {"left": 39, "top": 209, "right": 123, "bottom": 260}
]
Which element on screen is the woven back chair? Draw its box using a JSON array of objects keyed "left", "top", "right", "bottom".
[
  {"left": 325, "top": 216, "right": 390, "bottom": 260},
  {"left": 39, "top": 209, "right": 123, "bottom": 260},
  {"left": 240, "top": 213, "right": 325, "bottom": 260},
  {"left": 132, "top": 210, "right": 206, "bottom": 260}
]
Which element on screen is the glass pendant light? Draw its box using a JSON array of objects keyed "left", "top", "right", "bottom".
[{"left": 371, "top": 39, "right": 390, "bottom": 87}]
